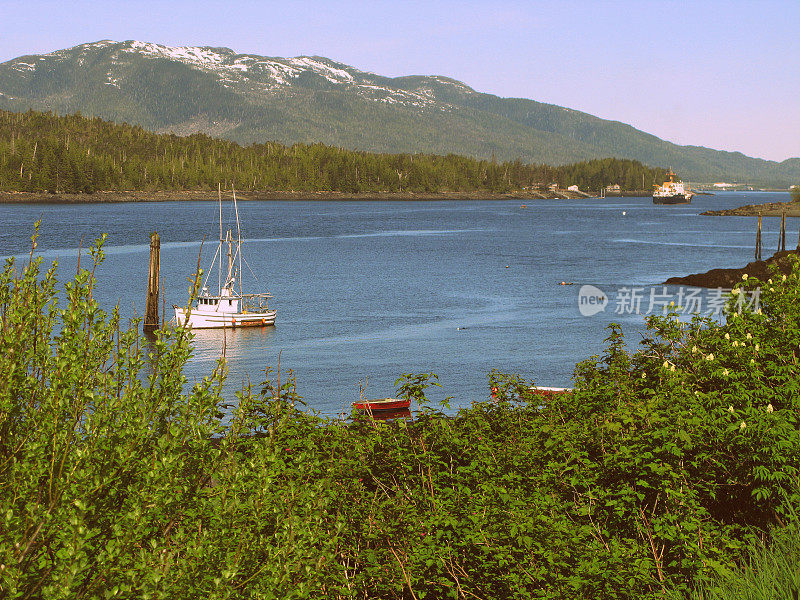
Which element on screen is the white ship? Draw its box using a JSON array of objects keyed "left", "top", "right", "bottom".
[
  {"left": 174, "top": 188, "right": 276, "bottom": 329},
  {"left": 653, "top": 170, "right": 693, "bottom": 204}
]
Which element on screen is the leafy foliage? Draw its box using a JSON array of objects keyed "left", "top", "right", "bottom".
[
  {"left": 672, "top": 505, "right": 800, "bottom": 600},
  {"left": 0, "top": 108, "right": 667, "bottom": 194},
  {"left": 1, "top": 231, "right": 799, "bottom": 598}
]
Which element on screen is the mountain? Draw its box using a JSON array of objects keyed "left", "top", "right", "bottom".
[{"left": 0, "top": 40, "right": 796, "bottom": 187}]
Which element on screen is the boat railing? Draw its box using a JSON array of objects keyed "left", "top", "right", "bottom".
[{"left": 240, "top": 292, "right": 274, "bottom": 312}]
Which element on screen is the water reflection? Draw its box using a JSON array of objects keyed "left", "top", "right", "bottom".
[{"left": 190, "top": 326, "right": 277, "bottom": 361}]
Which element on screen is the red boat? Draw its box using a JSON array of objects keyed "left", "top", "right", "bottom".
[
  {"left": 352, "top": 397, "right": 411, "bottom": 412},
  {"left": 531, "top": 386, "right": 572, "bottom": 398}
]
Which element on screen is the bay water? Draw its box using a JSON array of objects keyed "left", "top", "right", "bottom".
[{"left": 0, "top": 192, "right": 791, "bottom": 415}]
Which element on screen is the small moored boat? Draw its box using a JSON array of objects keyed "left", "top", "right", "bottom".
[
  {"left": 174, "top": 186, "right": 276, "bottom": 329},
  {"left": 531, "top": 386, "right": 572, "bottom": 398},
  {"left": 352, "top": 398, "right": 411, "bottom": 412}
]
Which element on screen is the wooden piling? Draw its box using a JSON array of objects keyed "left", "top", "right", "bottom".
[
  {"left": 144, "top": 232, "right": 160, "bottom": 331},
  {"left": 756, "top": 213, "right": 762, "bottom": 261},
  {"left": 780, "top": 211, "right": 786, "bottom": 252}
]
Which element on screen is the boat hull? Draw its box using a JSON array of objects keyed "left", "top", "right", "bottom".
[
  {"left": 531, "top": 386, "right": 572, "bottom": 398},
  {"left": 352, "top": 398, "right": 411, "bottom": 412},
  {"left": 174, "top": 307, "right": 276, "bottom": 329},
  {"left": 653, "top": 194, "right": 692, "bottom": 205}
]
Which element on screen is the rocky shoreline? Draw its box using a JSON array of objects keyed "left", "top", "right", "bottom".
[
  {"left": 664, "top": 250, "right": 799, "bottom": 288},
  {"left": 0, "top": 189, "right": 591, "bottom": 203},
  {"left": 702, "top": 200, "right": 800, "bottom": 217}
]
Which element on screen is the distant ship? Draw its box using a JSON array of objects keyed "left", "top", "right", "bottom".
[{"left": 653, "top": 170, "right": 693, "bottom": 204}]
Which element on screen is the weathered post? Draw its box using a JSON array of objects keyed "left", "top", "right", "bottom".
[
  {"left": 756, "top": 213, "right": 762, "bottom": 261},
  {"left": 780, "top": 211, "right": 786, "bottom": 252},
  {"left": 144, "top": 232, "right": 160, "bottom": 331}
]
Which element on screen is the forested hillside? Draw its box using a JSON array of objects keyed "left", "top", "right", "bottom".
[
  {"left": 0, "top": 109, "right": 668, "bottom": 194},
  {"left": 1, "top": 40, "right": 796, "bottom": 187}
]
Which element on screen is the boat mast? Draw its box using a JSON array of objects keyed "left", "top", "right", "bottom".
[
  {"left": 218, "top": 183, "right": 223, "bottom": 295},
  {"left": 233, "top": 187, "right": 242, "bottom": 296},
  {"left": 226, "top": 229, "right": 233, "bottom": 289}
]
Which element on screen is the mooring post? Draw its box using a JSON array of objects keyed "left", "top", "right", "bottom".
[
  {"left": 756, "top": 213, "right": 762, "bottom": 261},
  {"left": 780, "top": 211, "right": 786, "bottom": 252},
  {"left": 144, "top": 231, "right": 160, "bottom": 331}
]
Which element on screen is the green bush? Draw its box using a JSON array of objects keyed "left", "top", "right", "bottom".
[
  {"left": 673, "top": 499, "right": 800, "bottom": 600},
  {"left": 1, "top": 230, "right": 799, "bottom": 598}
]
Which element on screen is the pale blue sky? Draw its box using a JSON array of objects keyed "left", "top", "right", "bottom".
[{"left": 1, "top": 0, "right": 798, "bottom": 161}]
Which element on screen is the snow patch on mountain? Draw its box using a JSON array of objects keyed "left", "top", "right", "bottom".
[
  {"left": 0, "top": 40, "right": 474, "bottom": 111},
  {"left": 105, "top": 71, "right": 120, "bottom": 88},
  {"left": 125, "top": 41, "right": 227, "bottom": 67},
  {"left": 286, "top": 57, "right": 355, "bottom": 83}
]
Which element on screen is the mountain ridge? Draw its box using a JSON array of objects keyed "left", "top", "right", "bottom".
[{"left": 0, "top": 40, "right": 796, "bottom": 187}]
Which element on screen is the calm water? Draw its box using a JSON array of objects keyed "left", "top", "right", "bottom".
[{"left": 0, "top": 191, "right": 792, "bottom": 415}]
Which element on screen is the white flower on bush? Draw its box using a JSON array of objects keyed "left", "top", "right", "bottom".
[
  {"left": 722, "top": 368, "right": 729, "bottom": 376},
  {"left": 742, "top": 274, "right": 748, "bottom": 280},
  {"left": 733, "top": 340, "right": 739, "bottom": 347},
  {"left": 691, "top": 345, "right": 698, "bottom": 354},
  {"left": 740, "top": 421, "right": 747, "bottom": 430},
  {"left": 706, "top": 353, "right": 714, "bottom": 361},
  {"left": 728, "top": 405, "right": 735, "bottom": 413},
  {"left": 783, "top": 274, "right": 787, "bottom": 282},
  {"left": 755, "top": 344, "right": 759, "bottom": 352},
  {"left": 725, "top": 333, "right": 730, "bottom": 340},
  {"left": 767, "top": 403, "right": 774, "bottom": 413},
  {"left": 746, "top": 332, "right": 752, "bottom": 340}
]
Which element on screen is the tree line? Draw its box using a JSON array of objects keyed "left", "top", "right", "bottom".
[{"left": 0, "top": 109, "right": 669, "bottom": 194}]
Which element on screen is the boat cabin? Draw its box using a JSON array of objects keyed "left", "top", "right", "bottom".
[{"left": 198, "top": 286, "right": 240, "bottom": 313}]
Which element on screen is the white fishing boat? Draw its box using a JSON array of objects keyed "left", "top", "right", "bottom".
[{"left": 174, "top": 187, "right": 276, "bottom": 329}]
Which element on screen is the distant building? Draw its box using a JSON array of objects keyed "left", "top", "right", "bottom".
[
  {"left": 548, "top": 182, "right": 559, "bottom": 191},
  {"left": 567, "top": 185, "right": 580, "bottom": 192},
  {"left": 605, "top": 184, "right": 621, "bottom": 193}
]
